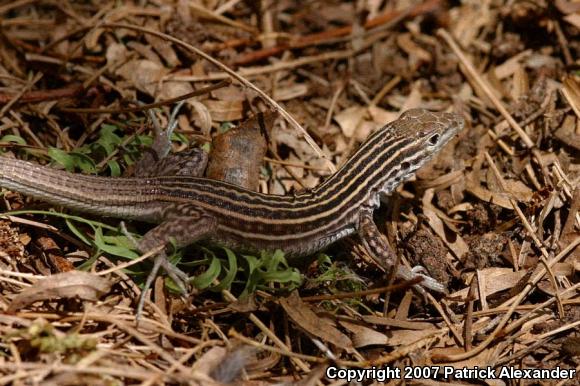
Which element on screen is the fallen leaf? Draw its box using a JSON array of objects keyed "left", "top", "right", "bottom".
[
  {"left": 423, "top": 189, "right": 469, "bottom": 258},
  {"left": 449, "top": 268, "right": 529, "bottom": 300},
  {"left": 205, "top": 99, "right": 243, "bottom": 122},
  {"left": 206, "top": 111, "right": 275, "bottom": 190},
  {"left": 334, "top": 105, "right": 366, "bottom": 137},
  {"left": 7, "top": 271, "right": 113, "bottom": 313},
  {"left": 339, "top": 320, "right": 389, "bottom": 348},
  {"left": 386, "top": 328, "right": 440, "bottom": 347},
  {"left": 273, "top": 83, "right": 309, "bottom": 101},
  {"left": 279, "top": 291, "right": 353, "bottom": 351},
  {"left": 116, "top": 59, "right": 168, "bottom": 96}
]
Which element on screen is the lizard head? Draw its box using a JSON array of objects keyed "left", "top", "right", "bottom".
[
  {"left": 368, "top": 108, "right": 465, "bottom": 197},
  {"left": 390, "top": 108, "right": 464, "bottom": 154}
]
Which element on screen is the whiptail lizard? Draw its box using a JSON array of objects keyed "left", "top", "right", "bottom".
[{"left": 0, "top": 108, "right": 464, "bottom": 317}]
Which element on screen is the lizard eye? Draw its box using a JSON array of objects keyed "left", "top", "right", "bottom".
[{"left": 428, "top": 133, "right": 440, "bottom": 146}]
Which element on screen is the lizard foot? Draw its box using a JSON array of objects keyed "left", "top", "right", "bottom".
[
  {"left": 399, "top": 265, "right": 447, "bottom": 295},
  {"left": 135, "top": 251, "right": 191, "bottom": 323}
]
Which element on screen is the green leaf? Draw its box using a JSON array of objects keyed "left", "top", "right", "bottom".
[
  {"left": 95, "top": 125, "right": 122, "bottom": 155},
  {"left": 47, "top": 148, "right": 96, "bottom": 173},
  {"left": 93, "top": 228, "right": 139, "bottom": 259},
  {"left": 171, "top": 131, "right": 190, "bottom": 145},
  {"left": 219, "top": 122, "right": 234, "bottom": 133},
  {"left": 0, "top": 135, "right": 26, "bottom": 145},
  {"left": 239, "top": 250, "right": 301, "bottom": 297},
  {"left": 71, "top": 153, "right": 97, "bottom": 174},
  {"left": 211, "top": 247, "right": 238, "bottom": 291},
  {"left": 242, "top": 254, "right": 260, "bottom": 272},
  {"left": 200, "top": 142, "right": 211, "bottom": 152},
  {"left": 260, "top": 269, "right": 301, "bottom": 283},
  {"left": 135, "top": 134, "right": 154, "bottom": 147},
  {"left": 107, "top": 160, "right": 121, "bottom": 177},
  {"left": 48, "top": 147, "right": 75, "bottom": 171},
  {"left": 191, "top": 256, "right": 221, "bottom": 289},
  {"left": 64, "top": 218, "right": 92, "bottom": 246}
]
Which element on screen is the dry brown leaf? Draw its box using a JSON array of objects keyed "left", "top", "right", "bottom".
[
  {"left": 536, "top": 261, "right": 577, "bottom": 296},
  {"left": 206, "top": 112, "right": 275, "bottom": 190},
  {"left": 144, "top": 21, "right": 180, "bottom": 68},
  {"left": 191, "top": 346, "right": 227, "bottom": 378},
  {"left": 127, "top": 41, "right": 163, "bottom": 64},
  {"left": 503, "top": 179, "right": 533, "bottom": 202},
  {"left": 450, "top": 268, "right": 529, "bottom": 300},
  {"left": 493, "top": 50, "right": 532, "bottom": 80},
  {"left": 205, "top": 99, "right": 243, "bottom": 122},
  {"left": 272, "top": 83, "right": 309, "bottom": 101},
  {"left": 105, "top": 42, "right": 129, "bottom": 65},
  {"left": 399, "top": 82, "right": 423, "bottom": 111},
  {"left": 573, "top": 252, "right": 580, "bottom": 272},
  {"left": 557, "top": 0, "right": 580, "bottom": 14},
  {"left": 211, "top": 85, "right": 246, "bottom": 102},
  {"left": 361, "top": 315, "right": 435, "bottom": 330},
  {"left": 190, "top": 100, "right": 212, "bottom": 135},
  {"left": 7, "top": 271, "right": 113, "bottom": 313},
  {"left": 36, "top": 236, "right": 74, "bottom": 272},
  {"left": 430, "top": 346, "right": 500, "bottom": 376},
  {"left": 339, "top": 320, "right": 389, "bottom": 348},
  {"left": 484, "top": 166, "right": 532, "bottom": 203},
  {"left": 396, "top": 33, "right": 432, "bottom": 68},
  {"left": 159, "top": 80, "right": 193, "bottom": 100},
  {"left": 453, "top": 3, "right": 493, "bottom": 48},
  {"left": 423, "top": 189, "right": 469, "bottom": 258},
  {"left": 555, "top": 114, "right": 580, "bottom": 151},
  {"left": 279, "top": 292, "right": 353, "bottom": 351},
  {"left": 511, "top": 66, "right": 529, "bottom": 101},
  {"left": 466, "top": 179, "right": 513, "bottom": 209},
  {"left": 353, "top": 121, "right": 377, "bottom": 142},
  {"left": 192, "top": 346, "right": 256, "bottom": 384},
  {"left": 367, "top": 105, "right": 398, "bottom": 125},
  {"left": 385, "top": 328, "right": 440, "bottom": 347},
  {"left": 563, "top": 13, "right": 580, "bottom": 29},
  {"left": 275, "top": 128, "right": 321, "bottom": 161},
  {"left": 334, "top": 105, "right": 366, "bottom": 137},
  {"left": 116, "top": 59, "right": 168, "bottom": 96}
]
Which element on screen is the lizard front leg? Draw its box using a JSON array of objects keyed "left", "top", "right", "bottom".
[
  {"left": 136, "top": 204, "right": 217, "bottom": 319},
  {"left": 357, "top": 209, "right": 446, "bottom": 294}
]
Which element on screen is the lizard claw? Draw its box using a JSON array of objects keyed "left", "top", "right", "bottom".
[
  {"left": 159, "top": 257, "right": 190, "bottom": 291},
  {"left": 136, "top": 252, "right": 191, "bottom": 323},
  {"left": 396, "top": 265, "right": 447, "bottom": 295},
  {"left": 409, "top": 265, "right": 447, "bottom": 294}
]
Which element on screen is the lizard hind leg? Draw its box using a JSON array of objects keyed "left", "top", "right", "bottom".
[
  {"left": 135, "top": 147, "right": 209, "bottom": 178},
  {"left": 134, "top": 101, "right": 209, "bottom": 178},
  {"left": 135, "top": 206, "right": 217, "bottom": 321}
]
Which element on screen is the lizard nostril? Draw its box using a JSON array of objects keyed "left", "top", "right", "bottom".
[{"left": 401, "top": 161, "right": 411, "bottom": 170}]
